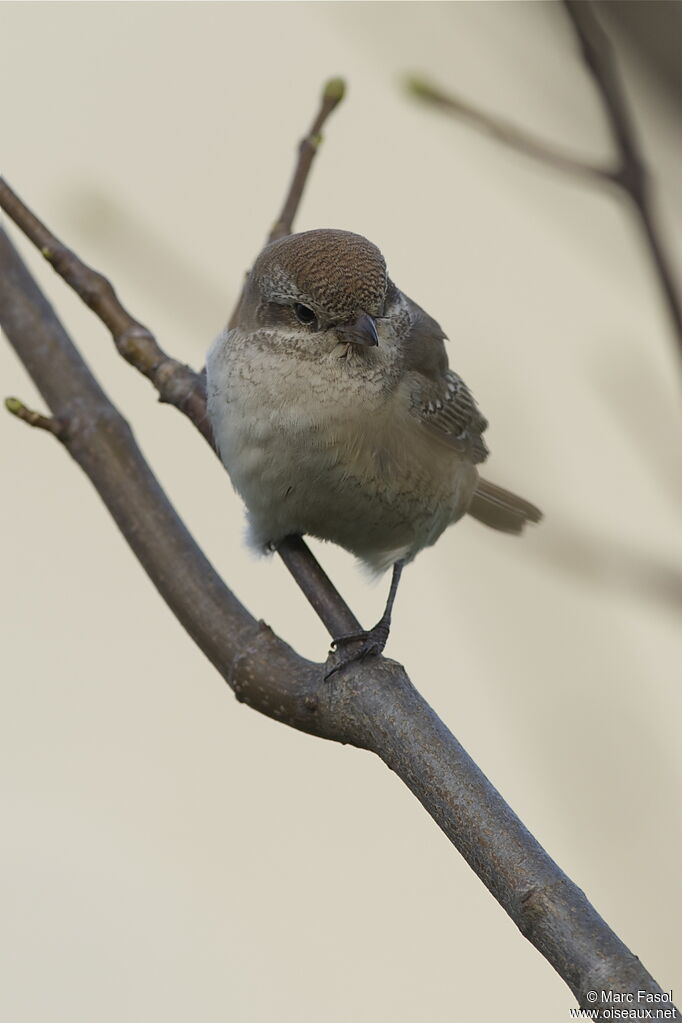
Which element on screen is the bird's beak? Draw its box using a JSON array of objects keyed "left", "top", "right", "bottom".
[{"left": 338, "top": 312, "right": 379, "bottom": 347}]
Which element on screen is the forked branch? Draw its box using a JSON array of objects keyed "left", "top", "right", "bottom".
[
  {"left": 407, "top": 0, "right": 682, "bottom": 371},
  {"left": 1, "top": 82, "right": 355, "bottom": 641}
]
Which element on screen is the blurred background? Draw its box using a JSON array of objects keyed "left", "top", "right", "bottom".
[{"left": 2, "top": 3, "right": 681, "bottom": 1020}]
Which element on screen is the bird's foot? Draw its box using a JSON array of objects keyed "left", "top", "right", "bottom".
[{"left": 324, "top": 621, "right": 391, "bottom": 679}]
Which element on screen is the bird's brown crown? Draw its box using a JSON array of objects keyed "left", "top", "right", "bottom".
[{"left": 253, "top": 229, "right": 388, "bottom": 321}]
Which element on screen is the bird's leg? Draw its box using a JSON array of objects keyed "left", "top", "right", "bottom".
[{"left": 326, "top": 561, "right": 405, "bottom": 677}]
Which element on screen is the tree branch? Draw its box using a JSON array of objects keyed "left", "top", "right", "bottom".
[
  {"left": 276, "top": 533, "right": 361, "bottom": 637},
  {"left": 269, "top": 77, "right": 346, "bottom": 243},
  {"left": 5, "top": 396, "right": 64, "bottom": 436},
  {"left": 405, "top": 75, "right": 611, "bottom": 184},
  {"left": 563, "top": 0, "right": 682, "bottom": 369},
  {"left": 0, "top": 80, "right": 357, "bottom": 644},
  {"left": 0, "top": 224, "right": 345, "bottom": 739},
  {"left": 0, "top": 174, "right": 358, "bottom": 644},
  {"left": 226, "top": 77, "right": 346, "bottom": 330},
  {"left": 406, "top": 1, "right": 682, "bottom": 372},
  {"left": 1, "top": 74, "right": 676, "bottom": 1013},
  {"left": 0, "top": 180, "right": 213, "bottom": 443}
]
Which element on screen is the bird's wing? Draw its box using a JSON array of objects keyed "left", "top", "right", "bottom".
[{"left": 402, "top": 295, "right": 489, "bottom": 465}]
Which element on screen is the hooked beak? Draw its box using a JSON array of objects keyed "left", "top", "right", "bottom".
[{"left": 337, "top": 312, "right": 379, "bottom": 347}]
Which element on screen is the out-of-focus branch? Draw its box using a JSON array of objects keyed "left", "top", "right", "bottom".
[
  {"left": 406, "top": 1, "right": 682, "bottom": 372},
  {"left": 405, "top": 75, "right": 611, "bottom": 184},
  {"left": 563, "top": 0, "right": 682, "bottom": 368}
]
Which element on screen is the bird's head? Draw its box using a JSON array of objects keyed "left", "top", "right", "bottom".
[{"left": 238, "top": 229, "right": 394, "bottom": 356}]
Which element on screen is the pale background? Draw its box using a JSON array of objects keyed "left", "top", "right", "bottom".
[{"left": 1, "top": 3, "right": 681, "bottom": 1021}]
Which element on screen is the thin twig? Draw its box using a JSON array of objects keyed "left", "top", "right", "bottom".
[
  {"left": 563, "top": 0, "right": 682, "bottom": 367},
  {"left": 0, "top": 177, "right": 212, "bottom": 443},
  {"left": 406, "top": 3, "right": 682, "bottom": 373},
  {"left": 5, "top": 396, "right": 64, "bottom": 436},
  {"left": 227, "top": 77, "right": 346, "bottom": 331},
  {"left": 265, "top": 77, "right": 360, "bottom": 636},
  {"left": 276, "top": 534, "right": 361, "bottom": 637},
  {"left": 269, "top": 77, "right": 346, "bottom": 243},
  {"left": 405, "top": 75, "right": 612, "bottom": 184},
  {"left": 234, "top": 77, "right": 354, "bottom": 629}
]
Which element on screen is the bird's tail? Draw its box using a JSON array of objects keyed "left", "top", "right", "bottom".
[{"left": 467, "top": 477, "right": 542, "bottom": 535}]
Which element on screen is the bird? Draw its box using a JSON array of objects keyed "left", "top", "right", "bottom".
[{"left": 206, "top": 228, "right": 541, "bottom": 669}]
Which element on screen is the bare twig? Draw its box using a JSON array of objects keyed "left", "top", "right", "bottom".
[
  {"left": 276, "top": 534, "right": 361, "bottom": 637},
  {"left": 563, "top": 0, "right": 682, "bottom": 367},
  {"left": 406, "top": 75, "right": 611, "bottom": 184},
  {"left": 269, "top": 77, "right": 346, "bottom": 243},
  {"left": 5, "top": 396, "right": 63, "bottom": 436},
  {"left": 227, "top": 76, "right": 346, "bottom": 331},
  {"left": 229, "top": 77, "right": 356, "bottom": 630},
  {"left": 0, "top": 177, "right": 212, "bottom": 443},
  {"left": 406, "top": 2, "right": 682, "bottom": 371}
]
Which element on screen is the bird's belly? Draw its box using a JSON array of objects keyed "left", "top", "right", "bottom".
[{"left": 212, "top": 384, "right": 475, "bottom": 572}]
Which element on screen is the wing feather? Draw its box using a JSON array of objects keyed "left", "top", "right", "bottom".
[{"left": 401, "top": 294, "right": 489, "bottom": 465}]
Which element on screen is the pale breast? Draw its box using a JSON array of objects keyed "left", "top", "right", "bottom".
[{"left": 206, "top": 329, "right": 478, "bottom": 571}]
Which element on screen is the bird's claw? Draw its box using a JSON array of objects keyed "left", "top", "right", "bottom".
[{"left": 324, "top": 623, "right": 390, "bottom": 679}]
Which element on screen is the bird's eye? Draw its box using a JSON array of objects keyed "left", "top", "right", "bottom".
[{"left": 293, "top": 303, "right": 317, "bottom": 327}]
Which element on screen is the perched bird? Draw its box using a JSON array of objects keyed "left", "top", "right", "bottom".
[{"left": 207, "top": 229, "right": 541, "bottom": 666}]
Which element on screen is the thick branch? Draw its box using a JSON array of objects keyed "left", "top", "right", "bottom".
[
  {"left": 1, "top": 225, "right": 674, "bottom": 1016},
  {"left": 0, "top": 226, "right": 336, "bottom": 737}
]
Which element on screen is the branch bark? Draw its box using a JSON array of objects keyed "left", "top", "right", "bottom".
[{"left": 0, "top": 79, "right": 676, "bottom": 1018}]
